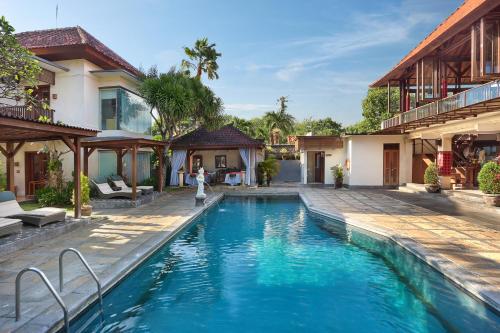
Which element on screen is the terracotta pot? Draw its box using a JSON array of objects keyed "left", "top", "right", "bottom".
[
  {"left": 81, "top": 204, "right": 92, "bottom": 216},
  {"left": 425, "top": 184, "right": 441, "bottom": 193},
  {"left": 483, "top": 194, "right": 500, "bottom": 207}
]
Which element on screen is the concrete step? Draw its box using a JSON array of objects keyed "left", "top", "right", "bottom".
[{"left": 399, "top": 184, "right": 500, "bottom": 216}]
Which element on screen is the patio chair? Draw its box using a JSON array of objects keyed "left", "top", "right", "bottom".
[
  {"left": 0, "top": 217, "right": 22, "bottom": 237},
  {"left": 91, "top": 179, "right": 142, "bottom": 199},
  {"left": 0, "top": 191, "right": 66, "bottom": 227},
  {"left": 109, "top": 175, "right": 153, "bottom": 195}
]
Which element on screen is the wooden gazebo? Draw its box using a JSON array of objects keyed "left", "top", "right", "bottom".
[
  {"left": 81, "top": 137, "right": 168, "bottom": 200},
  {"left": 0, "top": 115, "right": 99, "bottom": 218}
]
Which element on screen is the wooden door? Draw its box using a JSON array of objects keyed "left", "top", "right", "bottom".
[
  {"left": 314, "top": 152, "right": 325, "bottom": 183},
  {"left": 383, "top": 144, "right": 399, "bottom": 187},
  {"left": 412, "top": 154, "right": 435, "bottom": 183},
  {"left": 25, "top": 152, "right": 48, "bottom": 195}
]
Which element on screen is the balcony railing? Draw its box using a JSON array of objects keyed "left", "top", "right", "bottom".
[
  {"left": 381, "top": 79, "right": 500, "bottom": 131},
  {"left": 0, "top": 105, "right": 54, "bottom": 122}
]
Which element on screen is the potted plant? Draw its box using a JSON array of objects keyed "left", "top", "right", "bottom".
[
  {"left": 258, "top": 158, "right": 280, "bottom": 186},
  {"left": 331, "top": 164, "right": 343, "bottom": 189},
  {"left": 477, "top": 161, "right": 500, "bottom": 206},
  {"left": 424, "top": 162, "right": 440, "bottom": 193},
  {"left": 73, "top": 172, "right": 92, "bottom": 216}
]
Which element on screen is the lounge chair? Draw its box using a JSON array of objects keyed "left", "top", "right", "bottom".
[
  {"left": 109, "top": 175, "right": 153, "bottom": 195},
  {"left": 91, "top": 180, "right": 142, "bottom": 199},
  {"left": 0, "top": 191, "right": 66, "bottom": 227},
  {"left": 0, "top": 217, "right": 22, "bottom": 237}
]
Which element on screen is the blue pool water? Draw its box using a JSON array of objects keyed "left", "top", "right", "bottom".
[{"left": 73, "top": 197, "right": 500, "bottom": 332}]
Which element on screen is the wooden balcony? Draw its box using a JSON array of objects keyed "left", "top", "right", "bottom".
[
  {"left": 0, "top": 105, "right": 54, "bottom": 123},
  {"left": 381, "top": 80, "right": 500, "bottom": 133}
]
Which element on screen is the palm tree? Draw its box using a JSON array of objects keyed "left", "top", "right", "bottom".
[
  {"left": 181, "top": 38, "right": 222, "bottom": 80},
  {"left": 264, "top": 96, "right": 295, "bottom": 144}
]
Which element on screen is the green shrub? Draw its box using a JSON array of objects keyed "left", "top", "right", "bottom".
[
  {"left": 258, "top": 158, "right": 280, "bottom": 186},
  {"left": 81, "top": 173, "right": 90, "bottom": 205},
  {"left": 331, "top": 164, "right": 343, "bottom": 181},
  {"left": 71, "top": 172, "right": 90, "bottom": 206},
  {"left": 424, "top": 162, "right": 439, "bottom": 185},
  {"left": 478, "top": 162, "right": 500, "bottom": 194},
  {"left": 141, "top": 177, "right": 157, "bottom": 189},
  {"left": 36, "top": 185, "right": 72, "bottom": 207}
]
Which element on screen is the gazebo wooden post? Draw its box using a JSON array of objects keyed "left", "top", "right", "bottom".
[
  {"left": 83, "top": 148, "right": 89, "bottom": 177},
  {"left": 116, "top": 149, "right": 123, "bottom": 177},
  {"left": 83, "top": 147, "right": 95, "bottom": 177},
  {"left": 73, "top": 137, "right": 81, "bottom": 218},
  {"left": 5, "top": 142, "right": 14, "bottom": 193},
  {"left": 1, "top": 141, "right": 25, "bottom": 193},
  {"left": 157, "top": 146, "right": 164, "bottom": 192},
  {"left": 131, "top": 144, "right": 137, "bottom": 201}
]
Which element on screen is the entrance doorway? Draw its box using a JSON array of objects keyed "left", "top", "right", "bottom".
[
  {"left": 307, "top": 151, "right": 324, "bottom": 183},
  {"left": 383, "top": 144, "right": 399, "bottom": 187},
  {"left": 412, "top": 139, "right": 437, "bottom": 183},
  {"left": 25, "top": 151, "right": 48, "bottom": 196}
]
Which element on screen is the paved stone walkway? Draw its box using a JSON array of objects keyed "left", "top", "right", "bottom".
[
  {"left": 0, "top": 189, "right": 222, "bottom": 332},
  {"left": 297, "top": 187, "right": 500, "bottom": 309},
  {"left": 0, "top": 186, "right": 499, "bottom": 332}
]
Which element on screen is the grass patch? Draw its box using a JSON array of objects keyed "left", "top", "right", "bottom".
[{"left": 19, "top": 201, "right": 73, "bottom": 212}]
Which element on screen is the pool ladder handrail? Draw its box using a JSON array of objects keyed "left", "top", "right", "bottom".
[
  {"left": 59, "top": 248, "right": 103, "bottom": 313},
  {"left": 15, "top": 267, "right": 70, "bottom": 332}
]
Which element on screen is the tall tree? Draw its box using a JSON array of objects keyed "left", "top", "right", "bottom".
[
  {"left": 139, "top": 68, "right": 224, "bottom": 145},
  {"left": 294, "top": 117, "right": 343, "bottom": 136},
  {"left": 181, "top": 38, "right": 221, "bottom": 80},
  {"left": 0, "top": 16, "right": 41, "bottom": 106},
  {"left": 264, "top": 96, "right": 295, "bottom": 144},
  {"left": 345, "top": 88, "right": 399, "bottom": 134}
]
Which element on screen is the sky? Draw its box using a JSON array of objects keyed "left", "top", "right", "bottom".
[{"left": 1, "top": 0, "right": 462, "bottom": 125}]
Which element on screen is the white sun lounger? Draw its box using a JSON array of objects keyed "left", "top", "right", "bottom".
[
  {"left": 109, "top": 176, "right": 153, "bottom": 195},
  {"left": 0, "top": 192, "right": 66, "bottom": 227},
  {"left": 0, "top": 217, "right": 22, "bottom": 237},
  {"left": 91, "top": 180, "right": 142, "bottom": 199}
]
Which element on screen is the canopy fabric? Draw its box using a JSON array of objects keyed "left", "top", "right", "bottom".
[
  {"left": 170, "top": 150, "right": 187, "bottom": 186},
  {"left": 239, "top": 148, "right": 251, "bottom": 185}
]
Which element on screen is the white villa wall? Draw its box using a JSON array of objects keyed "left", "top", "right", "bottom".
[
  {"left": 2, "top": 141, "right": 76, "bottom": 196},
  {"left": 190, "top": 150, "right": 242, "bottom": 172},
  {"left": 345, "top": 135, "right": 412, "bottom": 187},
  {"left": 2, "top": 57, "right": 153, "bottom": 195},
  {"left": 299, "top": 148, "right": 343, "bottom": 184}
]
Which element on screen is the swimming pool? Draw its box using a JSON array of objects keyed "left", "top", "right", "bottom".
[{"left": 72, "top": 197, "right": 499, "bottom": 332}]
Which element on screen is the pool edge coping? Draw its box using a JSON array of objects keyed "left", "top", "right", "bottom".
[
  {"left": 15, "top": 193, "right": 225, "bottom": 333},
  {"left": 20, "top": 189, "right": 499, "bottom": 332},
  {"left": 298, "top": 192, "right": 500, "bottom": 314}
]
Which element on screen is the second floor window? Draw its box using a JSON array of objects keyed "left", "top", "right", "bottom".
[{"left": 100, "top": 88, "right": 152, "bottom": 135}]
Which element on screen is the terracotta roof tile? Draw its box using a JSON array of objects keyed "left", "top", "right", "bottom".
[
  {"left": 16, "top": 26, "right": 140, "bottom": 76},
  {"left": 171, "top": 125, "right": 264, "bottom": 149}
]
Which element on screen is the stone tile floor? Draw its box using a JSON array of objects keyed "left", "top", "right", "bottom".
[{"left": 0, "top": 185, "right": 499, "bottom": 332}]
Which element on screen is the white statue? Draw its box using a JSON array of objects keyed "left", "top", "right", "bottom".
[{"left": 195, "top": 167, "right": 206, "bottom": 200}]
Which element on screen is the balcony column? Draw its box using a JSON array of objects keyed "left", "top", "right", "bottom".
[{"left": 437, "top": 134, "right": 453, "bottom": 189}]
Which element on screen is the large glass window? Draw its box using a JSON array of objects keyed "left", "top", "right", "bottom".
[
  {"left": 100, "top": 89, "right": 118, "bottom": 130},
  {"left": 98, "top": 150, "right": 152, "bottom": 184},
  {"left": 100, "top": 88, "right": 152, "bottom": 134}
]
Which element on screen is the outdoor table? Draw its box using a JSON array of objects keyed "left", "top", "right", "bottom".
[
  {"left": 185, "top": 172, "right": 211, "bottom": 186},
  {"left": 224, "top": 172, "right": 242, "bottom": 186}
]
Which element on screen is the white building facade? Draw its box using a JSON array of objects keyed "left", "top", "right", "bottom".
[{"left": 0, "top": 27, "right": 153, "bottom": 196}]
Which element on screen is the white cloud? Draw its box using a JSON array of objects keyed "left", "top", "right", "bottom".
[{"left": 247, "top": 3, "right": 440, "bottom": 82}]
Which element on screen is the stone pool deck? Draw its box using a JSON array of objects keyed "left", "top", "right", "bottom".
[{"left": 0, "top": 186, "right": 499, "bottom": 332}]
